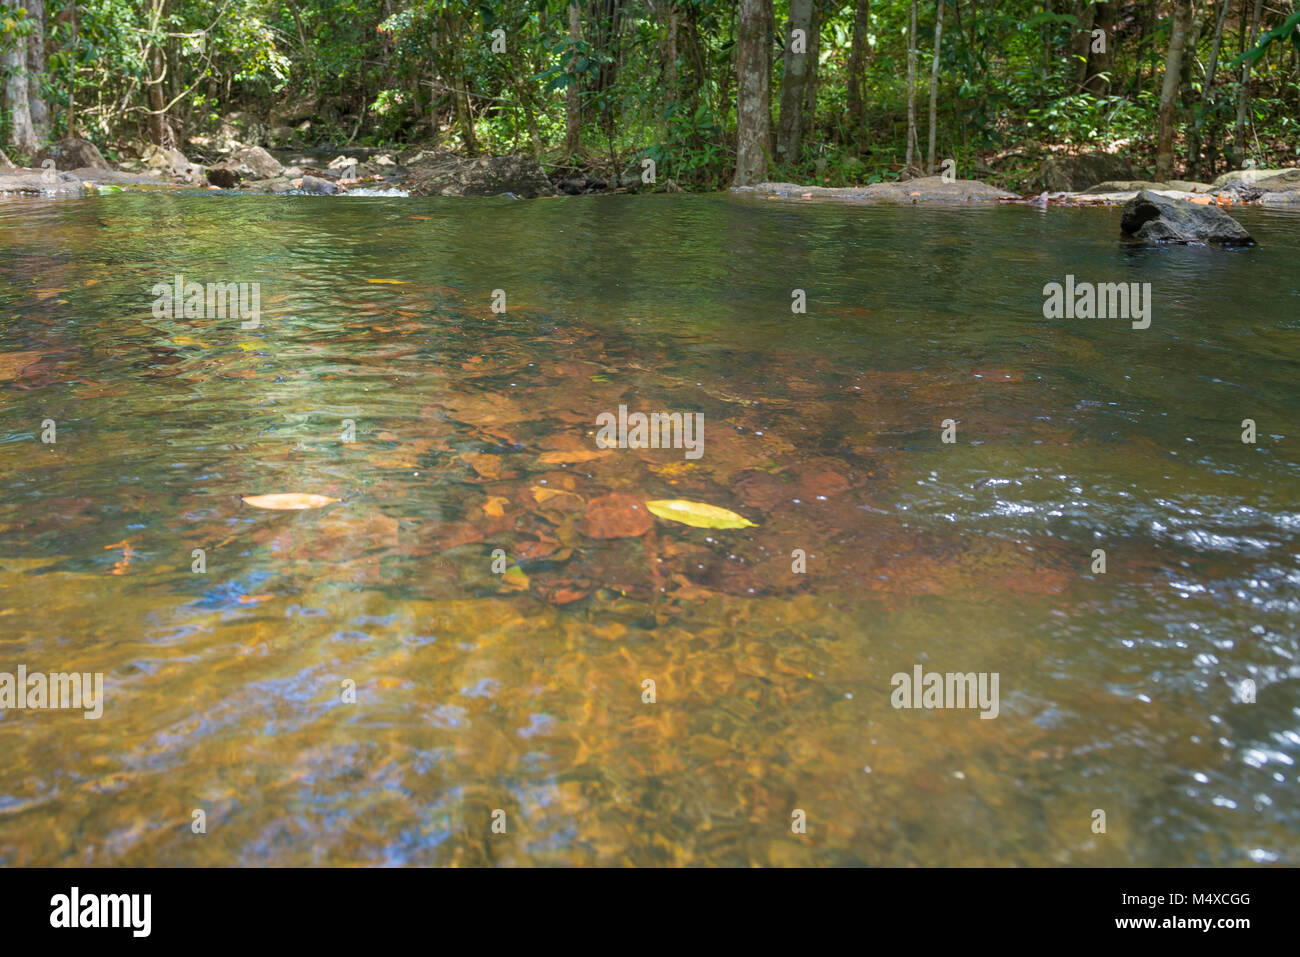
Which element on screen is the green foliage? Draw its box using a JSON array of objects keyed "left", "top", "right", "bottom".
[
  {"left": 6, "top": 0, "right": 1299, "bottom": 186},
  {"left": 1229, "top": 9, "right": 1300, "bottom": 70}
]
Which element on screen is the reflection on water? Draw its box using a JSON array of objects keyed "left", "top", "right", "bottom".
[{"left": 0, "top": 193, "right": 1297, "bottom": 866}]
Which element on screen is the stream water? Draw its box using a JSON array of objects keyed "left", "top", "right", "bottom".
[{"left": 0, "top": 192, "right": 1297, "bottom": 865}]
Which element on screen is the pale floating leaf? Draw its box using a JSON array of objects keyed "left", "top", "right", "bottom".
[
  {"left": 645, "top": 499, "right": 757, "bottom": 529},
  {"left": 242, "top": 493, "right": 340, "bottom": 510}
]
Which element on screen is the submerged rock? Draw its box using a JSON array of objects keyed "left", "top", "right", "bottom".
[
  {"left": 1040, "top": 152, "right": 1138, "bottom": 192},
  {"left": 1120, "top": 189, "right": 1254, "bottom": 245}
]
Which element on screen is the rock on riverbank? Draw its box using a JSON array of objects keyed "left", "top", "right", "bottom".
[{"left": 732, "top": 177, "right": 1017, "bottom": 204}]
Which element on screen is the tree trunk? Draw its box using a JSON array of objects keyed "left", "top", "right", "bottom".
[
  {"left": 1155, "top": 0, "right": 1193, "bottom": 183},
  {"left": 25, "top": 0, "right": 49, "bottom": 142},
  {"left": 905, "top": 0, "right": 918, "bottom": 173},
  {"left": 1071, "top": 1, "right": 1096, "bottom": 91},
  {"left": 148, "top": 45, "right": 167, "bottom": 145},
  {"left": 664, "top": 5, "right": 678, "bottom": 104},
  {"left": 1234, "top": 0, "right": 1264, "bottom": 156},
  {"left": 1085, "top": 2, "right": 1114, "bottom": 95},
  {"left": 65, "top": 1, "right": 78, "bottom": 136},
  {"left": 2, "top": 0, "right": 39, "bottom": 153},
  {"left": 455, "top": 69, "right": 477, "bottom": 154},
  {"left": 776, "top": 0, "right": 813, "bottom": 165},
  {"left": 1179, "top": 7, "right": 1204, "bottom": 177},
  {"left": 846, "top": 0, "right": 871, "bottom": 151},
  {"left": 145, "top": 0, "right": 168, "bottom": 146},
  {"left": 565, "top": 2, "right": 582, "bottom": 156},
  {"left": 803, "top": 2, "right": 820, "bottom": 120},
  {"left": 927, "top": 0, "right": 943, "bottom": 174},
  {"left": 733, "top": 0, "right": 773, "bottom": 186},
  {"left": 1198, "top": 0, "right": 1231, "bottom": 178}
]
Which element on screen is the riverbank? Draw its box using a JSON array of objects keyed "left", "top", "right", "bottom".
[
  {"left": 4, "top": 137, "right": 1300, "bottom": 208},
  {"left": 736, "top": 169, "right": 1300, "bottom": 208}
]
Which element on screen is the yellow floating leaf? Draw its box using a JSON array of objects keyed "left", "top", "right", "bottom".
[
  {"left": 242, "top": 493, "right": 340, "bottom": 510},
  {"left": 236, "top": 342, "right": 260, "bottom": 351},
  {"left": 482, "top": 495, "right": 510, "bottom": 518},
  {"left": 172, "top": 335, "right": 209, "bottom": 348},
  {"left": 365, "top": 278, "right": 409, "bottom": 285},
  {"left": 645, "top": 499, "right": 756, "bottom": 529}
]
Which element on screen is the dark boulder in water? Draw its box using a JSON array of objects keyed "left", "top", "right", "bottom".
[{"left": 1120, "top": 190, "right": 1255, "bottom": 245}]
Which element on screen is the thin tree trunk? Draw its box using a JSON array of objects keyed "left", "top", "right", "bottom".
[
  {"left": 1199, "top": 0, "right": 1230, "bottom": 177},
  {"left": 1202, "top": 1, "right": 1230, "bottom": 108},
  {"left": 1085, "top": 2, "right": 1114, "bottom": 94},
  {"left": 2, "top": 0, "right": 39, "bottom": 153},
  {"left": 285, "top": 2, "right": 317, "bottom": 95},
  {"left": 664, "top": 5, "right": 678, "bottom": 104},
  {"left": 1043, "top": 0, "right": 1053, "bottom": 78},
  {"left": 776, "top": 0, "right": 813, "bottom": 165},
  {"left": 1180, "top": 7, "right": 1204, "bottom": 177},
  {"left": 565, "top": 2, "right": 582, "bottom": 156},
  {"left": 846, "top": 0, "right": 870, "bottom": 151},
  {"left": 927, "top": 0, "right": 943, "bottom": 174},
  {"left": 26, "top": 0, "right": 49, "bottom": 142},
  {"left": 1071, "top": 1, "right": 1096, "bottom": 91},
  {"left": 733, "top": 0, "right": 773, "bottom": 186},
  {"left": 1155, "top": 0, "right": 1194, "bottom": 182},
  {"left": 803, "top": 2, "right": 820, "bottom": 120},
  {"left": 455, "top": 69, "right": 477, "bottom": 154},
  {"left": 148, "top": 45, "right": 167, "bottom": 145},
  {"left": 145, "top": 0, "right": 168, "bottom": 146},
  {"left": 66, "top": 2, "right": 78, "bottom": 136},
  {"left": 1234, "top": 0, "right": 1264, "bottom": 156},
  {"left": 906, "top": 0, "right": 918, "bottom": 173}
]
